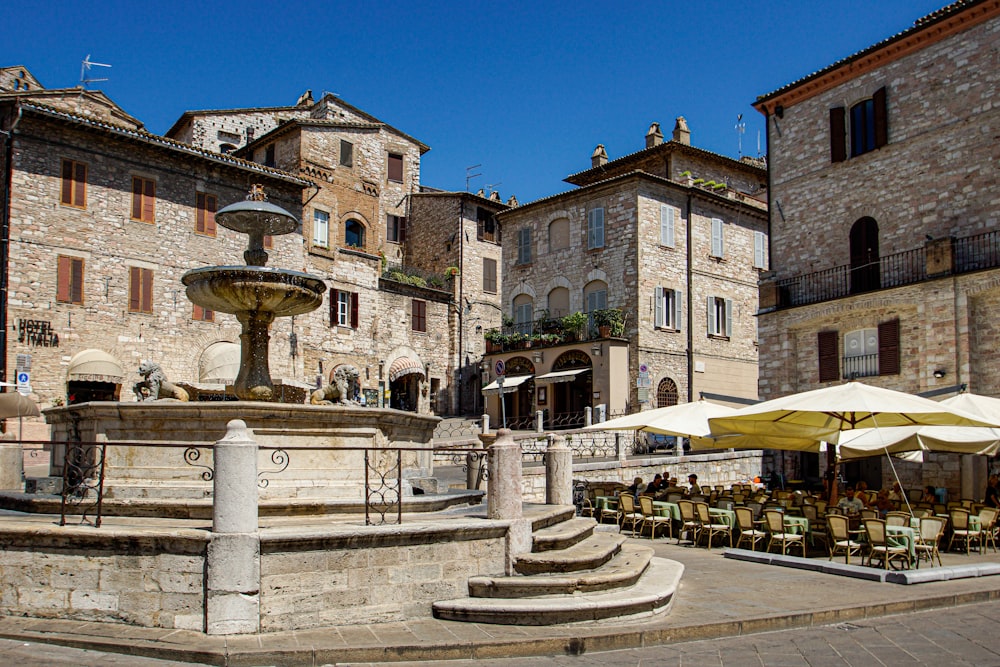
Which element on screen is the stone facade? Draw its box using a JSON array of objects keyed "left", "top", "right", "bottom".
[{"left": 753, "top": 1, "right": 1000, "bottom": 495}]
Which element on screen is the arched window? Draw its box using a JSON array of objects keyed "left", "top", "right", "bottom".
[
  {"left": 547, "top": 287, "right": 569, "bottom": 318},
  {"left": 345, "top": 219, "right": 365, "bottom": 249},
  {"left": 512, "top": 294, "right": 533, "bottom": 334},
  {"left": 583, "top": 280, "right": 608, "bottom": 335},
  {"left": 219, "top": 143, "right": 238, "bottom": 154},
  {"left": 548, "top": 218, "right": 569, "bottom": 252},
  {"left": 656, "top": 378, "right": 679, "bottom": 408},
  {"left": 849, "top": 217, "right": 880, "bottom": 294}
]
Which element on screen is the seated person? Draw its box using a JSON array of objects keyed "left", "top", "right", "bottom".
[
  {"left": 687, "top": 473, "right": 701, "bottom": 496},
  {"left": 921, "top": 485, "right": 937, "bottom": 504},
  {"left": 985, "top": 475, "right": 999, "bottom": 509},
  {"left": 887, "top": 482, "right": 904, "bottom": 504},
  {"left": 644, "top": 474, "right": 663, "bottom": 494},
  {"left": 873, "top": 489, "right": 894, "bottom": 515},
  {"left": 625, "top": 476, "right": 644, "bottom": 499},
  {"left": 837, "top": 487, "right": 865, "bottom": 513}
]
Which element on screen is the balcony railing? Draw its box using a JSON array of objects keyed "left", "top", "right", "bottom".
[
  {"left": 771, "top": 230, "right": 1000, "bottom": 310},
  {"left": 843, "top": 353, "right": 879, "bottom": 379}
]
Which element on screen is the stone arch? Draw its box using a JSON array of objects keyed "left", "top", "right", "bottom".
[{"left": 655, "top": 377, "right": 679, "bottom": 408}]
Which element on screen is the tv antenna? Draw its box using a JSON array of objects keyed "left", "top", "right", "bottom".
[
  {"left": 485, "top": 181, "right": 502, "bottom": 195},
  {"left": 465, "top": 164, "right": 482, "bottom": 192},
  {"left": 735, "top": 113, "right": 746, "bottom": 158},
  {"left": 80, "top": 55, "right": 111, "bottom": 88}
]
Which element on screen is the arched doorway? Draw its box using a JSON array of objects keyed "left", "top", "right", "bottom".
[
  {"left": 502, "top": 356, "right": 535, "bottom": 429},
  {"left": 656, "top": 377, "right": 679, "bottom": 407},
  {"left": 388, "top": 356, "right": 424, "bottom": 412},
  {"left": 849, "top": 217, "right": 880, "bottom": 294},
  {"left": 544, "top": 350, "right": 592, "bottom": 429}
]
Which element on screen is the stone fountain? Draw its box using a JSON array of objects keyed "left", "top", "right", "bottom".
[{"left": 182, "top": 185, "right": 326, "bottom": 401}]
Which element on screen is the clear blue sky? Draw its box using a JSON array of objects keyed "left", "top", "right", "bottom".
[{"left": 3, "top": 0, "right": 947, "bottom": 204}]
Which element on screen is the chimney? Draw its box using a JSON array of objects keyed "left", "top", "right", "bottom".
[
  {"left": 591, "top": 144, "right": 608, "bottom": 168},
  {"left": 645, "top": 122, "right": 663, "bottom": 148},
  {"left": 672, "top": 116, "right": 690, "bottom": 145}
]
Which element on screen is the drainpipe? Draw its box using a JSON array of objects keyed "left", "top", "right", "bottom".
[
  {"left": 0, "top": 104, "right": 24, "bottom": 386},
  {"left": 763, "top": 110, "right": 774, "bottom": 272},
  {"left": 685, "top": 191, "right": 694, "bottom": 402},
  {"left": 457, "top": 197, "right": 465, "bottom": 415}
]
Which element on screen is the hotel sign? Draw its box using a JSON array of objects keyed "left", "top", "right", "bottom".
[{"left": 16, "top": 319, "right": 59, "bottom": 347}]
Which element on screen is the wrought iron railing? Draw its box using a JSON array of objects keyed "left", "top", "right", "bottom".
[
  {"left": 843, "top": 353, "right": 879, "bottom": 379},
  {"left": 955, "top": 230, "right": 1000, "bottom": 273},
  {"left": 547, "top": 410, "right": 586, "bottom": 430}
]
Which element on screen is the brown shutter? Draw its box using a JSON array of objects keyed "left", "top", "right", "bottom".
[
  {"left": 57, "top": 256, "right": 71, "bottom": 302},
  {"left": 878, "top": 319, "right": 900, "bottom": 375},
  {"left": 193, "top": 304, "right": 204, "bottom": 320},
  {"left": 141, "top": 268, "right": 153, "bottom": 313},
  {"left": 74, "top": 163, "right": 86, "bottom": 207},
  {"left": 818, "top": 330, "right": 839, "bottom": 382},
  {"left": 829, "top": 107, "right": 846, "bottom": 163},
  {"left": 873, "top": 86, "right": 888, "bottom": 149},
  {"left": 329, "top": 289, "right": 339, "bottom": 327},
  {"left": 350, "top": 292, "right": 359, "bottom": 329},
  {"left": 70, "top": 258, "right": 83, "bottom": 304},
  {"left": 196, "top": 193, "right": 206, "bottom": 233},
  {"left": 388, "top": 154, "right": 403, "bottom": 182},
  {"left": 399, "top": 216, "right": 406, "bottom": 243},
  {"left": 129, "top": 267, "right": 141, "bottom": 312},
  {"left": 61, "top": 160, "right": 73, "bottom": 205},
  {"left": 206, "top": 194, "right": 216, "bottom": 236},
  {"left": 143, "top": 179, "right": 155, "bottom": 222},
  {"left": 131, "top": 177, "right": 143, "bottom": 219},
  {"left": 263, "top": 235, "right": 273, "bottom": 249}
]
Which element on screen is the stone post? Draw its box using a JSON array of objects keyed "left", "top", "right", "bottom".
[
  {"left": 482, "top": 413, "right": 490, "bottom": 434},
  {"left": 0, "top": 434, "right": 23, "bottom": 490},
  {"left": 487, "top": 429, "right": 530, "bottom": 573},
  {"left": 616, "top": 432, "right": 627, "bottom": 465},
  {"left": 545, "top": 434, "right": 572, "bottom": 506},
  {"left": 584, "top": 406, "right": 592, "bottom": 427},
  {"left": 535, "top": 410, "right": 544, "bottom": 433},
  {"left": 206, "top": 419, "right": 260, "bottom": 635}
]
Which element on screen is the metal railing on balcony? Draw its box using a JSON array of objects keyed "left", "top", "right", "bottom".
[
  {"left": 955, "top": 229, "right": 1000, "bottom": 274},
  {"left": 843, "top": 353, "right": 879, "bottom": 380}
]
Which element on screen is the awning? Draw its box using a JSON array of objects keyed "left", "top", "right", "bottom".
[
  {"left": 534, "top": 368, "right": 591, "bottom": 384},
  {"left": 66, "top": 349, "right": 124, "bottom": 384},
  {"left": 389, "top": 356, "right": 425, "bottom": 382},
  {"left": 482, "top": 375, "right": 533, "bottom": 394},
  {"left": 199, "top": 342, "right": 240, "bottom": 384}
]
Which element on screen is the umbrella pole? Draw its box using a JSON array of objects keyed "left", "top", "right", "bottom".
[
  {"left": 883, "top": 448, "right": 915, "bottom": 516},
  {"left": 827, "top": 444, "right": 839, "bottom": 506}
]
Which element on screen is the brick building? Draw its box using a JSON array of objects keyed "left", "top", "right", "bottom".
[
  {"left": 753, "top": 0, "right": 1000, "bottom": 495},
  {"left": 483, "top": 120, "right": 767, "bottom": 429}
]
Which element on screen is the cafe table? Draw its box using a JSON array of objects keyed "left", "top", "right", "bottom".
[
  {"left": 886, "top": 524, "right": 917, "bottom": 563},
  {"left": 708, "top": 507, "right": 736, "bottom": 528},
  {"left": 653, "top": 501, "right": 681, "bottom": 521}
]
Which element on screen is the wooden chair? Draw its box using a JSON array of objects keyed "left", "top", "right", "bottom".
[
  {"left": 914, "top": 516, "right": 946, "bottom": 567},
  {"left": 864, "top": 519, "right": 909, "bottom": 570},
  {"left": 764, "top": 510, "right": 805, "bottom": 556},
  {"left": 579, "top": 487, "right": 597, "bottom": 518},
  {"left": 885, "top": 511, "right": 910, "bottom": 527},
  {"left": 802, "top": 503, "right": 828, "bottom": 550},
  {"left": 677, "top": 500, "right": 702, "bottom": 545},
  {"left": 734, "top": 506, "right": 766, "bottom": 551},
  {"left": 598, "top": 495, "right": 619, "bottom": 525},
  {"left": 639, "top": 495, "right": 672, "bottom": 541},
  {"left": 826, "top": 514, "right": 863, "bottom": 564},
  {"left": 948, "top": 508, "right": 982, "bottom": 554},
  {"left": 977, "top": 507, "right": 998, "bottom": 553},
  {"left": 617, "top": 494, "right": 643, "bottom": 536},
  {"left": 695, "top": 501, "right": 732, "bottom": 549},
  {"left": 860, "top": 509, "right": 878, "bottom": 521}
]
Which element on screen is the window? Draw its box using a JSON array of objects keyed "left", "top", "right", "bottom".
[
  {"left": 477, "top": 207, "right": 499, "bottom": 243},
  {"left": 753, "top": 231, "right": 767, "bottom": 269},
  {"left": 313, "top": 209, "right": 329, "bottom": 248},
  {"left": 329, "top": 289, "right": 359, "bottom": 328},
  {"left": 196, "top": 192, "right": 217, "bottom": 236},
  {"left": 818, "top": 330, "right": 839, "bottom": 382},
  {"left": 584, "top": 280, "right": 607, "bottom": 333},
  {"left": 707, "top": 296, "right": 732, "bottom": 337},
  {"left": 60, "top": 159, "right": 87, "bottom": 208},
  {"left": 516, "top": 227, "right": 532, "bottom": 264},
  {"left": 547, "top": 287, "right": 569, "bottom": 318},
  {"left": 820, "top": 319, "right": 899, "bottom": 382},
  {"left": 387, "top": 214, "right": 406, "bottom": 243},
  {"left": 193, "top": 304, "right": 214, "bottom": 322},
  {"left": 654, "top": 287, "right": 682, "bottom": 330},
  {"left": 411, "top": 299, "right": 426, "bottom": 332},
  {"left": 128, "top": 267, "right": 153, "bottom": 314},
  {"left": 710, "top": 218, "right": 725, "bottom": 258},
  {"left": 513, "top": 295, "right": 533, "bottom": 334},
  {"left": 345, "top": 219, "right": 365, "bottom": 249},
  {"left": 660, "top": 204, "right": 675, "bottom": 248},
  {"left": 483, "top": 258, "right": 497, "bottom": 293},
  {"left": 587, "top": 207, "right": 605, "bottom": 250},
  {"left": 340, "top": 140, "right": 353, "bottom": 167},
  {"left": 388, "top": 153, "right": 403, "bottom": 183},
  {"left": 56, "top": 255, "right": 84, "bottom": 305},
  {"left": 264, "top": 144, "right": 276, "bottom": 167},
  {"left": 830, "top": 86, "right": 887, "bottom": 162},
  {"left": 263, "top": 234, "right": 273, "bottom": 249},
  {"left": 656, "top": 378, "right": 679, "bottom": 408},
  {"left": 548, "top": 218, "right": 569, "bottom": 252},
  {"left": 131, "top": 176, "right": 155, "bottom": 223},
  {"left": 843, "top": 328, "right": 878, "bottom": 379}
]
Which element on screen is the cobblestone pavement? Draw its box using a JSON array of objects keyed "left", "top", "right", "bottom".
[{"left": 360, "top": 600, "right": 1000, "bottom": 667}]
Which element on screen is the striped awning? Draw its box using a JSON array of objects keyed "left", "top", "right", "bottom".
[
  {"left": 482, "top": 375, "right": 533, "bottom": 394},
  {"left": 66, "top": 349, "right": 124, "bottom": 384},
  {"left": 534, "top": 368, "right": 591, "bottom": 384},
  {"left": 388, "top": 356, "right": 425, "bottom": 382}
]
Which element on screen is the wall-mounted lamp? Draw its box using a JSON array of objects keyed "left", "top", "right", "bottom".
[
  {"left": 591, "top": 343, "right": 602, "bottom": 357},
  {"left": 532, "top": 351, "right": 543, "bottom": 363},
  {"left": 933, "top": 369, "right": 946, "bottom": 379}
]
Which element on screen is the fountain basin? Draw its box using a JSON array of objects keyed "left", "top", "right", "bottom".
[{"left": 182, "top": 266, "right": 326, "bottom": 316}]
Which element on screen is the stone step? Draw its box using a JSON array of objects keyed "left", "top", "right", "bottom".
[
  {"left": 433, "top": 556, "right": 683, "bottom": 625},
  {"left": 529, "top": 504, "right": 577, "bottom": 532},
  {"left": 514, "top": 532, "right": 625, "bottom": 575},
  {"left": 468, "top": 543, "right": 653, "bottom": 598},
  {"left": 532, "top": 516, "right": 596, "bottom": 552}
]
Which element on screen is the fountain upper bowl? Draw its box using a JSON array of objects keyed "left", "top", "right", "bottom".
[{"left": 182, "top": 266, "right": 326, "bottom": 317}]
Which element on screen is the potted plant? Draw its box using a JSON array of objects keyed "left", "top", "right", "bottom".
[
  {"left": 445, "top": 266, "right": 460, "bottom": 277},
  {"left": 560, "top": 311, "right": 588, "bottom": 341},
  {"left": 483, "top": 329, "right": 505, "bottom": 353},
  {"left": 593, "top": 308, "right": 625, "bottom": 338}
]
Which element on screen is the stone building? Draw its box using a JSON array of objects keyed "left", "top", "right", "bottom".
[
  {"left": 483, "top": 120, "right": 768, "bottom": 429},
  {"left": 753, "top": 0, "right": 1000, "bottom": 495},
  {"left": 0, "top": 74, "right": 308, "bottom": 436}
]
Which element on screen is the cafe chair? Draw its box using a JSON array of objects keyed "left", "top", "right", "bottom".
[
  {"left": 947, "top": 508, "right": 982, "bottom": 554},
  {"left": 695, "top": 501, "right": 732, "bottom": 549},
  {"left": 735, "top": 506, "right": 766, "bottom": 551},
  {"left": 639, "top": 495, "right": 672, "bottom": 541},
  {"left": 914, "top": 516, "right": 946, "bottom": 567},
  {"left": 677, "top": 500, "right": 702, "bottom": 545},
  {"left": 977, "top": 507, "right": 998, "bottom": 553},
  {"left": 826, "top": 514, "right": 863, "bottom": 564},
  {"left": 885, "top": 511, "right": 911, "bottom": 527},
  {"left": 617, "top": 493, "right": 643, "bottom": 536},
  {"left": 864, "top": 518, "right": 909, "bottom": 570},
  {"left": 764, "top": 509, "right": 805, "bottom": 556}
]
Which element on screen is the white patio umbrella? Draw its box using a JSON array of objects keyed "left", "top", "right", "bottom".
[
  {"left": 582, "top": 399, "right": 737, "bottom": 444},
  {"left": 0, "top": 391, "right": 40, "bottom": 441}
]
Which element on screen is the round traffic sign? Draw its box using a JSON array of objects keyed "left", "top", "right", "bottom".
[
  {"left": 16, "top": 372, "right": 28, "bottom": 384},
  {"left": 494, "top": 359, "right": 506, "bottom": 376}
]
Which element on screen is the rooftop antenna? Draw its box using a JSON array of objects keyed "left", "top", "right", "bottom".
[
  {"left": 465, "top": 164, "right": 482, "bottom": 192},
  {"left": 485, "top": 181, "right": 502, "bottom": 195},
  {"left": 735, "top": 113, "right": 746, "bottom": 158},
  {"left": 757, "top": 130, "right": 762, "bottom": 159},
  {"left": 80, "top": 55, "right": 111, "bottom": 88}
]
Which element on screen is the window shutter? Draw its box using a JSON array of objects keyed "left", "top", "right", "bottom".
[
  {"left": 57, "top": 256, "right": 71, "bottom": 302},
  {"left": 818, "top": 331, "right": 840, "bottom": 382},
  {"left": 196, "top": 193, "right": 205, "bottom": 233},
  {"left": 399, "top": 216, "right": 406, "bottom": 243},
  {"left": 830, "top": 107, "right": 847, "bottom": 163},
  {"left": 350, "top": 292, "right": 359, "bottom": 329},
  {"left": 873, "top": 86, "right": 888, "bottom": 149},
  {"left": 711, "top": 218, "right": 724, "bottom": 257},
  {"left": 61, "top": 160, "right": 73, "bottom": 205},
  {"left": 141, "top": 268, "right": 153, "bottom": 312},
  {"left": 71, "top": 258, "right": 83, "bottom": 304},
  {"left": 878, "top": 319, "right": 900, "bottom": 375},
  {"left": 707, "top": 297, "right": 715, "bottom": 335},
  {"left": 143, "top": 179, "right": 155, "bottom": 222},
  {"left": 724, "top": 299, "right": 733, "bottom": 337},
  {"left": 329, "top": 289, "right": 339, "bottom": 327},
  {"left": 654, "top": 287, "right": 664, "bottom": 327},
  {"left": 193, "top": 304, "right": 204, "bottom": 320},
  {"left": 205, "top": 194, "right": 216, "bottom": 236},
  {"left": 129, "top": 267, "right": 141, "bottom": 312},
  {"left": 660, "top": 205, "right": 675, "bottom": 247},
  {"left": 74, "top": 163, "right": 86, "bottom": 207},
  {"left": 674, "top": 290, "right": 683, "bottom": 332},
  {"left": 388, "top": 154, "right": 403, "bottom": 182},
  {"left": 754, "top": 231, "right": 767, "bottom": 269},
  {"left": 131, "top": 177, "right": 143, "bottom": 219}
]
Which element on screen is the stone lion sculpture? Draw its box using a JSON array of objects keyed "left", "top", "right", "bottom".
[
  {"left": 133, "top": 361, "right": 189, "bottom": 402},
  {"left": 310, "top": 365, "right": 360, "bottom": 405}
]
